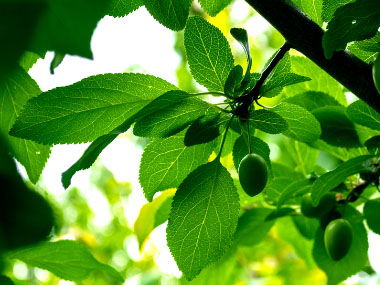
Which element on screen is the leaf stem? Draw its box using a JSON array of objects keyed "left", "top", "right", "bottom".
[
  {"left": 190, "top": 91, "right": 234, "bottom": 99},
  {"left": 216, "top": 115, "right": 235, "bottom": 158},
  {"left": 235, "top": 41, "right": 291, "bottom": 117}
]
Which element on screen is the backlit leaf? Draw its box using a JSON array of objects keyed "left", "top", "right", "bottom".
[
  {"left": 0, "top": 66, "right": 50, "bottom": 183},
  {"left": 11, "top": 73, "right": 176, "bottom": 144},
  {"left": 184, "top": 16, "right": 234, "bottom": 91},
  {"left": 140, "top": 131, "right": 215, "bottom": 201},
  {"left": 167, "top": 160, "right": 240, "bottom": 280},
  {"left": 7, "top": 240, "right": 124, "bottom": 282},
  {"left": 347, "top": 100, "right": 380, "bottom": 131}
]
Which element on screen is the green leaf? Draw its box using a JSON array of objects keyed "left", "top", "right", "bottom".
[
  {"left": 107, "top": 0, "right": 143, "bottom": 17},
  {"left": 364, "top": 136, "right": 380, "bottom": 155},
  {"left": 0, "top": 66, "right": 50, "bottom": 183},
  {"left": 322, "top": 0, "right": 380, "bottom": 59},
  {"left": 363, "top": 198, "right": 380, "bottom": 235},
  {"left": 265, "top": 207, "right": 296, "bottom": 221},
  {"left": 0, "top": 135, "right": 54, "bottom": 251},
  {"left": 215, "top": 126, "right": 240, "bottom": 157},
  {"left": 292, "top": 215, "right": 319, "bottom": 240},
  {"left": 284, "top": 91, "right": 342, "bottom": 111},
  {"left": 184, "top": 113, "right": 221, "bottom": 146},
  {"left": 347, "top": 100, "right": 380, "bottom": 131},
  {"left": 140, "top": 131, "right": 215, "bottom": 201},
  {"left": 277, "top": 179, "right": 313, "bottom": 207},
  {"left": 10, "top": 73, "right": 177, "bottom": 144},
  {"left": 310, "top": 155, "right": 373, "bottom": 206},
  {"left": 261, "top": 73, "right": 311, "bottom": 98},
  {"left": 31, "top": 0, "right": 110, "bottom": 59},
  {"left": 232, "top": 135, "right": 272, "bottom": 174},
  {"left": 0, "top": 2, "right": 45, "bottom": 79},
  {"left": 18, "top": 51, "right": 41, "bottom": 72},
  {"left": 264, "top": 177, "right": 295, "bottom": 206},
  {"left": 277, "top": 217, "right": 315, "bottom": 268},
  {"left": 249, "top": 109, "right": 288, "bottom": 134},
  {"left": 224, "top": 65, "right": 243, "bottom": 97},
  {"left": 7, "top": 240, "right": 124, "bottom": 282},
  {"left": 293, "top": 0, "right": 323, "bottom": 26},
  {"left": 184, "top": 16, "right": 234, "bottom": 91},
  {"left": 0, "top": 275, "right": 14, "bottom": 285},
  {"left": 167, "top": 160, "right": 240, "bottom": 280},
  {"left": 180, "top": 249, "right": 241, "bottom": 285},
  {"left": 49, "top": 52, "right": 65, "bottom": 75},
  {"left": 134, "top": 189, "right": 175, "bottom": 249},
  {"left": 233, "top": 208, "right": 275, "bottom": 246},
  {"left": 133, "top": 91, "right": 215, "bottom": 138},
  {"left": 198, "top": 0, "right": 233, "bottom": 17},
  {"left": 322, "top": 0, "right": 354, "bottom": 22},
  {"left": 62, "top": 118, "right": 134, "bottom": 189},
  {"left": 143, "top": 0, "right": 192, "bottom": 31},
  {"left": 284, "top": 56, "right": 347, "bottom": 105},
  {"left": 230, "top": 28, "right": 251, "bottom": 83},
  {"left": 312, "top": 106, "right": 361, "bottom": 148},
  {"left": 312, "top": 206, "right": 368, "bottom": 285},
  {"left": 348, "top": 32, "right": 380, "bottom": 63},
  {"left": 283, "top": 138, "right": 320, "bottom": 176},
  {"left": 272, "top": 102, "right": 321, "bottom": 143}
]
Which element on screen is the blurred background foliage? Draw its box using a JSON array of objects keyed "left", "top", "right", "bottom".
[{"left": 2, "top": 1, "right": 380, "bottom": 284}]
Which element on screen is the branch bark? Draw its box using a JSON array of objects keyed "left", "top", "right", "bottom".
[{"left": 245, "top": 0, "right": 380, "bottom": 113}]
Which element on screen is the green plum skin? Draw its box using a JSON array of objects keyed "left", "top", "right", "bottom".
[
  {"left": 324, "top": 219, "right": 353, "bottom": 261},
  {"left": 301, "top": 192, "right": 336, "bottom": 218},
  {"left": 373, "top": 56, "right": 380, "bottom": 94},
  {"left": 238, "top": 153, "right": 268, "bottom": 197}
]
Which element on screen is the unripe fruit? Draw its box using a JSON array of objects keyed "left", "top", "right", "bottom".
[
  {"left": 238, "top": 153, "right": 268, "bottom": 197},
  {"left": 324, "top": 219, "right": 353, "bottom": 261},
  {"left": 373, "top": 56, "right": 380, "bottom": 94},
  {"left": 301, "top": 192, "right": 336, "bottom": 218}
]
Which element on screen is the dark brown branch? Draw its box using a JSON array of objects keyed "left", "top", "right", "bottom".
[{"left": 245, "top": 0, "right": 380, "bottom": 113}]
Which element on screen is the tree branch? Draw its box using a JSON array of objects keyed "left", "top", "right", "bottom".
[{"left": 245, "top": 0, "right": 380, "bottom": 113}]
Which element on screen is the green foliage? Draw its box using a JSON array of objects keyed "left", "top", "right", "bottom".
[
  {"left": 184, "top": 16, "right": 234, "bottom": 91},
  {"left": 2, "top": 1, "right": 380, "bottom": 283},
  {"left": 134, "top": 91, "right": 216, "bottom": 138},
  {"left": 313, "top": 206, "right": 368, "bottom": 285},
  {"left": 273, "top": 102, "right": 321, "bottom": 143},
  {"left": 348, "top": 32, "right": 380, "bottom": 63},
  {"left": 198, "top": 0, "right": 233, "bottom": 17},
  {"left": 233, "top": 208, "right": 275, "bottom": 246},
  {"left": 322, "top": 0, "right": 380, "bottom": 59},
  {"left": 134, "top": 189, "right": 175, "bottom": 249},
  {"left": 62, "top": 119, "right": 134, "bottom": 189},
  {"left": 312, "top": 105, "right": 361, "bottom": 147},
  {"left": 166, "top": 160, "right": 240, "bottom": 280},
  {"left": 321, "top": 0, "right": 354, "bottom": 22},
  {"left": 310, "top": 155, "right": 373, "bottom": 205},
  {"left": 107, "top": 0, "right": 143, "bottom": 17},
  {"left": 143, "top": 0, "right": 192, "bottom": 31},
  {"left": 0, "top": 66, "right": 50, "bottom": 183},
  {"left": 139, "top": 131, "right": 215, "bottom": 201},
  {"left": 293, "top": 0, "right": 323, "bottom": 26},
  {"left": 347, "top": 100, "right": 380, "bottom": 131},
  {"left": 283, "top": 56, "right": 346, "bottom": 105},
  {"left": 373, "top": 55, "right": 380, "bottom": 94},
  {"left": 11, "top": 73, "right": 177, "bottom": 144},
  {"left": 363, "top": 198, "right": 380, "bottom": 235},
  {"left": 7, "top": 240, "right": 124, "bottom": 282}
]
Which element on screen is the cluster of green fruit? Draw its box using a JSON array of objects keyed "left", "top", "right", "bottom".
[
  {"left": 301, "top": 192, "right": 352, "bottom": 261},
  {"left": 237, "top": 153, "right": 353, "bottom": 261}
]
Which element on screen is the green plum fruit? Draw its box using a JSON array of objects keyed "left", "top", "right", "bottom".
[
  {"left": 238, "top": 153, "right": 268, "bottom": 197},
  {"left": 301, "top": 192, "right": 336, "bottom": 218},
  {"left": 324, "top": 218, "right": 353, "bottom": 261}
]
